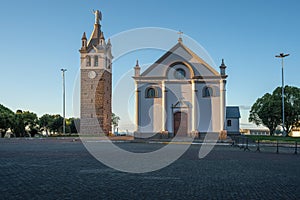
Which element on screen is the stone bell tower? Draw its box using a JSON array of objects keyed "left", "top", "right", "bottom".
[{"left": 80, "top": 10, "right": 112, "bottom": 135}]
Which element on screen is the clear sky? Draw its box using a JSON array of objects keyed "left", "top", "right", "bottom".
[{"left": 0, "top": 0, "right": 299, "bottom": 129}]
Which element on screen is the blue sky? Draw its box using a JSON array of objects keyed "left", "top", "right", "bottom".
[{"left": 0, "top": 0, "right": 299, "bottom": 127}]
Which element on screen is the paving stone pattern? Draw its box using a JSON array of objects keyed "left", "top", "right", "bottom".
[{"left": 0, "top": 138, "right": 300, "bottom": 200}]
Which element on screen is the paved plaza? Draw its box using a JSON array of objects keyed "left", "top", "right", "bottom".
[{"left": 0, "top": 138, "right": 300, "bottom": 200}]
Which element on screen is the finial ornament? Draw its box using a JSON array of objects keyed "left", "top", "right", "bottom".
[
  {"left": 220, "top": 59, "right": 226, "bottom": 76},
  {"left": 134, "top": 60, "right": 141, "bottom": 77},
  {"left": 107, "top": 38, "right": 111, "bottom": 46},
  {"left": 93, "top": 10, "right": 102, "bottom": 24},
  {"left": 178, "top": 30, "right": 183, "bottom": 42},
  {"left": 220, "top": 59, "right": 226, "bottom": 68}
]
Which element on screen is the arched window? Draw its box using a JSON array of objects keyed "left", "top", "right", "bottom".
[
  {"left": 203, "top": 86, "right": 214, "bottom": 97},
  {"left": 94, "top": 56, "right": 98, "bottom": 66},
  {"left": 146, "top": 87, "right": 157, "bottom": 98},
  {"left": 86, "top": 56, "right": 91, "bottom": 67},
  {"left": 174, "top": 68, "right": 186, "bottom": 79}
]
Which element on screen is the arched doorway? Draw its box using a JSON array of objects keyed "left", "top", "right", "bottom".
[{"left": 173, "top": 112, "right": 188, "bottom": 136}]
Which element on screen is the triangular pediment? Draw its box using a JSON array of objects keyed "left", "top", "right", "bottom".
[
  {"left": 173, "top": 100, "right": 191, "bottom": 108},
  {"left": 140, "top": 42, "right": 220, "bottom": 78}
]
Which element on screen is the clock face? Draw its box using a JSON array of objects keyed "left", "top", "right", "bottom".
[{"left": 88, "top": 71, "right": 97, "bottom": 79}]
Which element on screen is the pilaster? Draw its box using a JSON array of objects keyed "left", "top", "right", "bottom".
[{"left": 135, "top": 83, "right": 140, "bottom": 132}]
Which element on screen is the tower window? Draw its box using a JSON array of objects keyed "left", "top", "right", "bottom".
[
  {"left": 94, "top": 56, "right": 98, "bottom": 66},
  {"left": 175, "top": 68, "right": 186, "bottom": 79},
  {"left": 146, "top": 87, "right": 157, "bottom": 98},
  {"left": 86, "top": 56, "right": 91, "bottom": 67},
  {"left": 203, "top": 86, "right": 214, "bottom": 97},
  {"left": 108, "top": 60, "right": 111, "bottom": 69},
  {"left": 227, "top": 120, "right": 232, "bottom": 127}
]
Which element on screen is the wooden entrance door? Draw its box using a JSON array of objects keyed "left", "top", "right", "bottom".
[{"left": 173, "top": 112, "right": 188, "bottom": 136}]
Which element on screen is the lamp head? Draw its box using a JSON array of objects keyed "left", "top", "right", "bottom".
[{"left": 275, "top": 53, "right": 290, "bottom": 58}]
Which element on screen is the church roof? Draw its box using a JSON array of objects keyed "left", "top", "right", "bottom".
[
  {"left": 226, "top": 106, "right": 241, "bottom": 118},
  {"left": 140, "top": 41, "right": 220, "bottom": 77}
]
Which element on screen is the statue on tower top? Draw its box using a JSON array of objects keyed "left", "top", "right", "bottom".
[{"left": 93, "top": 9, "right": 102, "bottom": 24}]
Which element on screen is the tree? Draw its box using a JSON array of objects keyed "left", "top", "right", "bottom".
[
  {"left": 39, "top": 114, "right": 55, "bottom": 136},
  {"left": 249, "top": 86, "right": 300, "bottom": 135},
  {"left": 111, "top": 113, "right": 120, "bottom": 133},
  {"left": 0, "top": 104, "right": 15, "bottom": 137},
  {"left": 11, "top": 110, "right": 39, "bottom": 137},
  {"left": 40, "top": 114, "right": 76, "bottom": 135},
  {"left": 49, "top": 115, "right": 63, "bottom": 134},
  {"left": 22, "top": 111, "right": 39, "bottom": 137},
  {"left": 12, "top": 110, "right": 26, "bottom": 137},
  {"left": 0, "top": 103, "right": 81, "bottom": 137},
  {"left": 284, "top": 86, "right": 300, "bottom": 131}
]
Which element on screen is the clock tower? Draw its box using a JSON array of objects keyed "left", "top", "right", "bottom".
[{"left": 80, "top": 10, "right": 112, "bottom": 135}]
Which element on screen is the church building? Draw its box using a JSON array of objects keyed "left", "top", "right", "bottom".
[
  {"left": 79, "top": 10, "right": 112, "bottom": 135},
  {"left": 133, "top": 37, "right": 236, "bottom": 139},
  {"left": 78, "top": 10, "right": 240, "bottom": 137}
]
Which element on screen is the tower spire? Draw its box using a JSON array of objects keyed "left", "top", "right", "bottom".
[
  {"left": 82, "top": 32, "right": 87, "bottom": 40},
  {"left": 100, "top": 31, "right": 105, "bottom": 40},
  {"left": 80, "top": 32, "right": 87, "bottom": 52},
  {"left": 87, "top": 10, "right": 103, "bottom": 48},
  {"left": 219, "top": 59, "right": 227, "bottom": 76},
  {"left": 134, "top": 60, "right": 141, "bottom": 77}
]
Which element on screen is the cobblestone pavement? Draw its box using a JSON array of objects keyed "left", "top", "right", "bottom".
[{"left": 0, "top": 138, "right": 300, "bottom": 200}]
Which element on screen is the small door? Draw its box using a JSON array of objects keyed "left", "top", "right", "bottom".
[{"left": 173, "top": 112, "right": 188, "bottom": 136}]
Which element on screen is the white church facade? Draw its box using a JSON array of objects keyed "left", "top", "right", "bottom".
[{"left": 133, "top": 38, "right": 239, "bottom": 139}]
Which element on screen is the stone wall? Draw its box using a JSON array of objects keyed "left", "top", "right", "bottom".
[{"left": 80, "top": 69, "right": 111, "bottom": 135}]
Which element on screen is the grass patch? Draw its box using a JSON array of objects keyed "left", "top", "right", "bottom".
[
  {"left": 245, "top": 135, "right": 300, "bottom": 143},
  {"left": 48, "top": 134, "right": 79, "bottom": 137}
]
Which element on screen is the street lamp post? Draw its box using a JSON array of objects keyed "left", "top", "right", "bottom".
[
  {"left": 275, "top": 53, "right": 289, "bottom": 136},
  {"left": 61, "top": 68, "right": 67, "bottom": 135}
]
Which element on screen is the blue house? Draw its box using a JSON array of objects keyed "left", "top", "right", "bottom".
[{"left": 225, "top": 106, "right": 241, "bottom": 135}]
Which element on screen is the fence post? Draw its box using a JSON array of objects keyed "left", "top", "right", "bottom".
[
  {"left": 244, "top": 138, "right": 250, "bottom": 151},
  {"left": 256, "top": 140, "right": 260, "bottom": 152},
  {"left": 231, "top": 136, "right": 235, "bottom": 146},
  {"left": 238, "top": 137, "right": 243, "bottom": 149},
  {"left": 276, "top": 140, "right": 279, "bottom": 154},
  {"left": 295, "top": 141, "right": 298, "bottom": 155}
]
